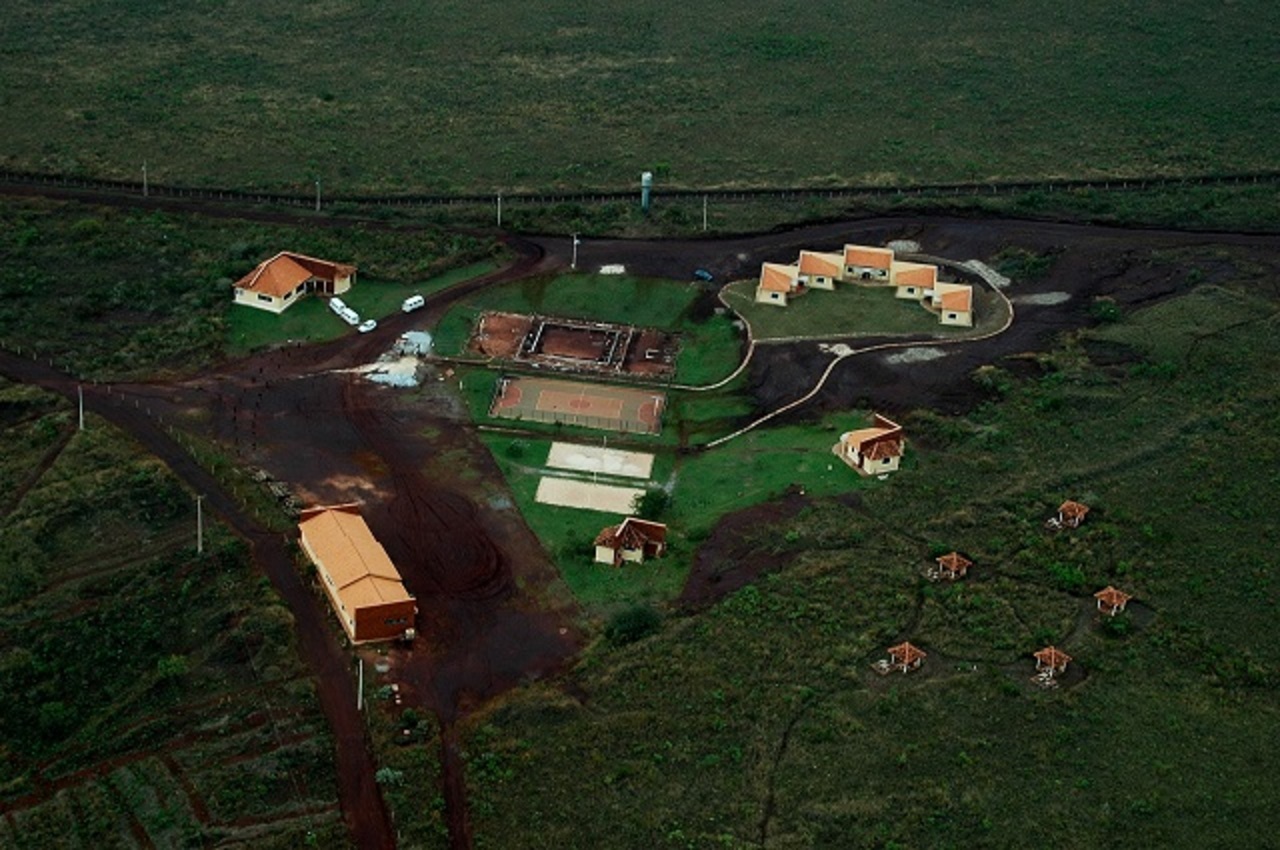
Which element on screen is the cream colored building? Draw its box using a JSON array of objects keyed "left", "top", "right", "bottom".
[
  {"left": 755, "top": 262, "right": 800, "bottom": 306},
  {"left": 834, "top": 414, "right": 905, "bottom": 476},
  {"left": 841, "top": 245, "right": 894, "bottom": 282},
  {"left": 233, "top": 251, "right": 356, "bottom": 314},
  {"left": 891, "top": 261, "right": 938, "bottom": 299},
  {"left": 796, "top": 251, "right": 843, "bottom": 290}
]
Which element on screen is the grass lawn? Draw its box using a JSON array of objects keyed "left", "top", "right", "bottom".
[
  {"left": 459, "top": 268, "right": 1280, "bottom": 847},
  {"left": 227, "top": 259, "right": 500, "bottom": 356},
  {"left": 6, "top": 2, "right": 1277, "bottom": 194},
  {"left": 723, "top": 278, "right": 988, "bottom": 341}
]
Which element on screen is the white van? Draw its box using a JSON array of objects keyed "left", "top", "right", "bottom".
[
  {"left": 402, "top": 294, "right": 425, "bottom": 313},
  {"left": 329, "top": 297, "right": 347, "bottom": 315}
]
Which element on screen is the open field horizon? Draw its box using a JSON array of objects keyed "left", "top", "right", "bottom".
[{"left": 5, "top": 1, "right": 1279, "bottom": 194}]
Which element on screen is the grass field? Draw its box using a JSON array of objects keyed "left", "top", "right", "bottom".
[
  {"left": 436, "top": 273, "right": 743, "bottom": 386},
  {"left": 5, "top": 3, "right": 1278, "bottom": 194},
  {"left": 459, "top": 271, "right": 1280, "bottom": 846},
  {"left": 227, "top": 259, "right": 499, "bottom": 355},
  {"left": 0, "top": 381, "right": 347, "bottom": 848},
  {"left": 0, "top": 198, "right": 496, "bottom": 378}
]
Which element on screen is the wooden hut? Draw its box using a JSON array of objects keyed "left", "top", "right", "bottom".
[
  {"left": 887, "top": 642, "right": 927, "bottom": 674},
  {"left": 1094, "top": 586, "right": 1133, "bottom": 617},
  {"left": 935, "top": 551, "right": 972, "bottom": 581},
  {"left": 1033, "top": 645, "right": 1072, "bottom": 676}
]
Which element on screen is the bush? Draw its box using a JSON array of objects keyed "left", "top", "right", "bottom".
[
  {"left": 605, "top": 605, "right": 662, "bottom": 646},
  {"left": 632, "top": 489, "right": 671, "bottom": 520}
]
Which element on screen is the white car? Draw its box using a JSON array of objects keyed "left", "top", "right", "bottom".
[
  {"left": 328, "top": 297, "right": 347, "bottom": 315},
  {"left": 358, "top": 319, "right": 378, "bottom": 334},
  {"left": 339, "top": 307, "right": 360, "bottom": 326}
]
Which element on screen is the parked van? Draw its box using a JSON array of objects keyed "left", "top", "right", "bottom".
[
  {"left": 329, "top": 297, "right": 347, "bottom": 315},
  {"left": 402, "top": 294, "right": 425, "bottom": 313}
]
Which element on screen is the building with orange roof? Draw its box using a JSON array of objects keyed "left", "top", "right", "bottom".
[
  {"left": 834, "top": 413, "right": 904, "bottom": 476},
  {"left": 891, "top": 261, "right": 938, "bottom": 299},
  {"left": 1033, "top": 645, "right": 1072, "bottom": 675},
  {"left": 796, "top": 250, "right": 844, "bottom": 291},
  {"left": 1094, "top": 586, "right": 1133, "bottom": 617},
  {"left": 841, "top": 245, "right": 894, "bottom": 282},
  {"left": 935, "top": 551, "right": 973, "bottom": 580},
  {"left": 933, "top": 282, "right": 974, "bottom": 327},
  {"left": 593, "top": 517, "right": 668, "bottom": 567},
  {"left": 1055, "top": 500, "right": 1090, "bottom": 529},
  {"left": 887, "top": 642, "right": 927, "bottom": 673},
  {"left": 298, "top": 504, "right": 417, "bottom": 644},
  {"left": 754, "top": 262, "right": 801, "bottom": 306},
  {"left": 233, "top": 251, "right": 356, "bottom": 314}
]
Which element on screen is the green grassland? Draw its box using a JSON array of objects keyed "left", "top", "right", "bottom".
[
  {"left": 458, "top": 269, "right": 1280, "bottom": 846},
  {"left": 5, "top": 2, "right": 1278, "bottom": 194},
  {"left": 0, "top": 381, "right": 347, "bottom": 847},
  {"left": 436, "top": 273, "right": 743, "bottom": 386},
  {"left": 0, "top": 198, "right": 497, "bottom": 378}
]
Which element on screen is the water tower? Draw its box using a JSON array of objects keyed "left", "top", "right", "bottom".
[{"left": 640, "top": 171, "right": 653, "bottom": 213}]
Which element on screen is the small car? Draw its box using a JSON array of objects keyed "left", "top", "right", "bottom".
[
  {"left": 358, "top": 319, "right": 378, "bottom": 334},
  {"left": 693, "top": 268, "right": 715, "bottom": 282}
]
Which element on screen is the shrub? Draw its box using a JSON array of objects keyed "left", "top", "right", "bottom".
[
  {"left": 605, "top": 605, "right": 662, "bottom": 646},
  {"left": 632, "top": 489, "right": 671, "bottom": 521}
]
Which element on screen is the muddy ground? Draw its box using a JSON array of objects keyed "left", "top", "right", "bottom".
[{"left": 6, "top": 199, "right": 1280, "bottom": 849}]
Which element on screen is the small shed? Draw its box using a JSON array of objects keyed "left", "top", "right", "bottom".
[
  {"left": 1055, "top": 500, "right": 1090, "bottom": 529},
  {"left": 935, "top": 551, "right": 973, "bottom": 581},
  {"left": 594, "top": 517, "right": 668, "bottom": 567},
  {"left": 887, "top": 641, "right": 927, "bottom": 673},
  {"left": 1094, "top": 586, "right": 1133, "bottom": 617},
  {"left": 1033, "top": 645, "right": 1072, "bottom": 675}
]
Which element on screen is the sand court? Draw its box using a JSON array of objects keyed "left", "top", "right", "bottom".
[
  {"left": 534, "top": 477, "right": 644, "bottom": 514},
  {"left": 546, "top": 442, "right": 654, "bottom": 479}
]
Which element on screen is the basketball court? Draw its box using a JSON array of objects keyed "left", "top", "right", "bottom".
[{"left": 490, "top": 376, "right": 665, "bottom": 435}]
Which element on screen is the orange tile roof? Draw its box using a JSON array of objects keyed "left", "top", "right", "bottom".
[
  {"left": 798, "top": 251, "right": 843, "bottom": 277},
  {"left": 844, "top": 245, "right": 894, "bottom": 269},
  {"left": 1059, "top": 500, "right": 1090, "bottom": 520},
  {"left": 842, "top": 414, "right": 904, "bottom": 458},
  {"left": 1034, "top": 645, "right": 1072, "bottom": 671},
  {"left": 937, "top": 284, "right": 973, "bottom": 312},
  {"left": 759, "top": 263, "right": 798, "bottom": 293},
  {"left": 892, "top": 261, "right": 938, "bottom": 288},
  {"left": 298, "top": 504, "right": 412, "bottom": 611},
  {"left": 888, "top": 642, "right": 927, "bottom": 666},
  {"left": 1094, "top": 586, "right": 1132, "bottom": 608},
  {"left": 594, "top": 517, "right": 668, "bottom": 549},
  {"left": 937, "top": 552, "right": 972, "bottom": 574},
  {"left": 235, "top": 251, "right": 357, "bottom": 298}
]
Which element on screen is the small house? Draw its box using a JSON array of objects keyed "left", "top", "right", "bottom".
[
  {"left": 834, "top": 413, "right": 904, "bottom": 476},
  {"left": 298, "top": 504, "right": 417, "bottom": 644},
  {"left": 842, "top": 244, "right": 895, "bottom": 282},
  {"left": 935, "top": 551, "right": 972, "bottom": 581},
  {"left": 233, "top": 251, "right": 356, "bottom": 314},
  {"left": 755, "top": 262, "right": 801, "bottom": 306},
  {"left": 796, "top": 251, "right": 844, "bottom": 291},
  {"left": 1033, "top": 645, "right": 1072, "bottom": 675},
  {"left": 594, "top": 517, "right": 668, "bottom": 567},
  {"left": 887, "top": 641, "right": 927, "bottom": 673},
  {"left": 932, "top": 282, "right": 974, "bottom": 327},
  {"left": 891, "top": 261, "right": 938, "bottom": 299},
  {"left": 1094, "top": 586, "right": 1133, "bottom": 617}
]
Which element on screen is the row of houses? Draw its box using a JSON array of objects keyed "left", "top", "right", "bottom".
[{"left": 755, "top": 244, "right": 974, "bottom": 327}]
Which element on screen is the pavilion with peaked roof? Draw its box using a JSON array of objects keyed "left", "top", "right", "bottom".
[
  {"left": 1033, "top": 645, "right": 1072, "bottom": 675},
  {"left": 886, "top": 642, "right": 927, "bottom": 673},
  {"left": 1055, "top": 500, "right": 1090, "bottom": 529},
  {"left": 935, "top": 551, "right": 973, "bottom": 581},
  {"left": 1094, "top": 586, "right": 1133, "bottom": 617}
]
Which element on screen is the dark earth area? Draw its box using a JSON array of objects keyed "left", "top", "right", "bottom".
[{"left": 4, "top": 194, "right": 1280, "bottom": 848}]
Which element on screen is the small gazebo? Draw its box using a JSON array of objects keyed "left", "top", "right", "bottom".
[
  {"left": 1055, "top": 500, "right": 1090, "bottom": 529},
  {"left": 935, "top": 551, "right": 973, "bottom": 581},
  {"left": 1033, "top": 645, "right": 1072, "bottom": 676},
  {"left": 887, "top": 642, "right": 927, "bottom": 674},
  {"left": 1094, "top": 586, "right": 1133, "bottom": 617}
]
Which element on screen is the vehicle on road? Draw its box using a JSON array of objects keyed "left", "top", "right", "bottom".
[
  {"left": 402, "top": 294, "right": 425, "bottom": 313},
  {"left": 358, "top": 319, "right": 378, "bottom": 334},
  {"left": 693, "top": 268, "right": 715, "bottom": 282}
]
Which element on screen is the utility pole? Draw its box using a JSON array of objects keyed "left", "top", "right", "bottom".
[
  {"left": 571, "top": 233, "right": 580, "bottom": 270},
  {"left": 703, "top": 195, "right": 708, "bottom": 232},
  {"left": 77, "top": 385, "right": 84, "bottom": 431},
  {"left": 497, "top": 193, "right": 502, "bottom": 227},
  {"left": 314, "top": 179, "right": 321, "bottom": 212},
  {"left": 142, "top": 162, "right": 149, "bottom": 197},
  {"left": 357, "top": 659, "right": 364, "bottom": 711},
  {"left": 196, "top": 495, "right": 204, "bottom": 554}
]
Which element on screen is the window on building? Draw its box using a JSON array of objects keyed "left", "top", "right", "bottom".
[
  {"left": 257, "top": 294, "right": 273, "bottom": 303},
  {"left": 947, "top": 313, "right": 957, "bottom": 320}
]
